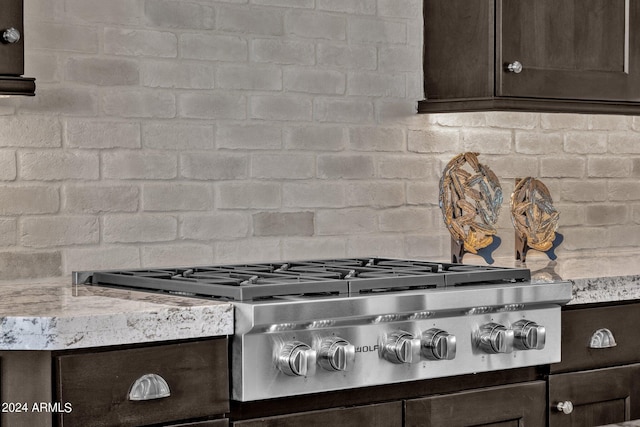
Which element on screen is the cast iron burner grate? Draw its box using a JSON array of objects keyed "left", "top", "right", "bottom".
[{"left": 80, "top": 258, "right": 531, "bottom": 301}]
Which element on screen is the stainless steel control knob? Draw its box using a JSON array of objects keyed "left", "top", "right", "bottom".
[
  {"left": 507, "top": 60, "right": 523, "bottom": 73},
  {"left": 478, "top": 322, "right": 514, "bottom": 354},
  {"left": 276, "top": 341, "right": 317, "bottom": 377},
  {"left": 513, "top": 319, "right": 546, "bottom": 350},
  {"left": 381, "top": 331, "right": 421, "bottom": 364},
  {"left": 318, "top": 337, "right": 355, "bottom": 371},
  {"left": 556, "top": 401, "right": 574, "bottom": 415},
  {"left": 421, "top": 328, "right": 456, "bottom": 361},
  {"left": 2, "top": 27, "right": 20, "bottom": 44}
]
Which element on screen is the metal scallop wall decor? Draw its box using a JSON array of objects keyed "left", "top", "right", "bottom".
[
  {"left": 439, "top": 152, "right": 503, "bottom": 259},
  {"left": 510, "top": 177, "right": 560, "bottom": 257}
]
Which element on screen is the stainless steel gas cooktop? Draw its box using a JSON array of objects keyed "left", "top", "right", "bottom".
[{"left": 74, "top": 257, "right": 572, "bottom": 402}]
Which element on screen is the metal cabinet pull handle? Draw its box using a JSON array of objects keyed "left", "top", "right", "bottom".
[
  {"left": 2, "top": 27, "right": 21, "bottom": 44},
  {"left": 507, "top": 61, "right": 523, "bottom": 73},
  {"left": 589, "top": 328, "right": 617, "bottom": 349},
  {"left": 128, "top": 373, "right": 171, "bottom": 401},
  {"left": 556, "top": 401, "right": 574, "bottom": 414}
]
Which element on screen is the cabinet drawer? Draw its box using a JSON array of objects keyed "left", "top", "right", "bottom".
[
  {"left": 55, "top": 339, "right": 229, "bottom": 427},
  {"left": 552, "top": 303, "right": 640, "bottom": 373}
]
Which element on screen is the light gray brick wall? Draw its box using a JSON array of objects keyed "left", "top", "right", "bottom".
[{"left": 0, "top": 0, "right": 634, "bottom": 278}]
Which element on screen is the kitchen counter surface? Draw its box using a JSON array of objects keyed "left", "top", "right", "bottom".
[
  {"left": 0, "top": 276, "right": 233, "bottom": 351},
  {"left": 485, "top": 251, "right": 640, "bottom": 306}
]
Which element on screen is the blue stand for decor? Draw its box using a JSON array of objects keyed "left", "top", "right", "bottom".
[{"left": 515, "top": 232, "right": 564, "bottom": 262}]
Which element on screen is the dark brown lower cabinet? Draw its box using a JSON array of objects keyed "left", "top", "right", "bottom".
[
  {"left": 405, "top": 381, "right": 547, "bottom": 427},
  {"left": 548, "top": 363, "right": 640, "bottom": 427},
  {"left": 232, "top": 402, "right": 402, "bottom": 427}
]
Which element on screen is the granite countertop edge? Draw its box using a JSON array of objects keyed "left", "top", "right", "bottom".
[{"left": 0, "top": 276, "right": 234, "bottom": 351}]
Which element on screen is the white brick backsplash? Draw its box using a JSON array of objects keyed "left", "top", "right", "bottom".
[
  {"left": 105, "top": 28, "right": 177, "bottom": 58},
  {"left": 317, "top": 44, "right": 377, "bottom": 70},
  {"left": 282, "top": 237, "right": 346, "bottom": 260},
  {"left": 564, "top": 132, "right": 607, "bottom": 154},
  {"left": 29, "top": 22, "right": 99, "bottom": 52},
  {"left": 588, "top": 157, "right": 631, "bottom": 178},
  {"left": 314, "top": 98, "right": 374, "bottom": 123},
  {"left": 285, "top": 11, "right": 346, "bottom": 40},
  {"left": 251, "top": 153, "right": 315, "bottom": 179},
  {"left": 379, "top": 208, "right": 431, "bottom": 232},
  {"left": 0, "top": 219, "right": 17, "bottom": 246},
  {"left": 216, "top": 65, "right": 282, "bottom": 91},
  {"left": 64, "top": 246, "right": 141, "bottom": 271},
  {"left": 316, "top": 208, "right": 377, "bottom": 235},
  {"left": 104, "top": 90, "right": 176, "bottom": 119},
  {"left": 181, "top": 152, "right": 248, "bottom": 180},
  {"left": 378, "top": 155, "right": 433, "bottom": 179},
  {"left": 217, "top": 124, "right": 282, "bottom": 149},
  {"left": 103, "top": 151, "right": 177, "bottom": 180},
  {"left": 317, "top": 0, "right": 376, "bottom": 15},
  {"left": 253, "top": 211, "right": 314, "bottom": 236},
  {"left": 349, "top": 127, "right": 405, "bottom": 152},
  {"left": 317, "top": 154, "right": 375, "bottom": 179},
  {"left": 178, "top": 93, "right": 246, "bottom": 120},
  {"left": 0, "top": 186, "right": 59, "bottom": 215},
  {"left": 20, "top": 151, "right": 99, "bottom": 181},
  {"left": 251, "top": 39, "right": 315, "bottom": 65},
  {"left": 284, "top": 126, "right": 346, "bottom": 151},
  {"left": 348, "top": 19, "right": 406, "bottom": 44},
  {"left": 0, "top": 151, "right": 17, "bottom": 181},
  {"left": 217, "top": 5, "right": 284, "bottom": 35},
  {"left": 104, "top": 214, "right": 177, "bottom": 243},
  {"left": 540, "top": 157, "right": 585, "bottom": 178},
  {"left": 63, "top": 185, "right": 139, "bottom": 213},
  {"left": 215, "top": 238, "right": 282, "bottom": 263},
  {"left": 217, "top": 182, "right": 281, "bottom": 209},
  {"left": 347, "top": 72, "right": 405, "bottom": 97},
  {"left": 284, "top": 68, "right": 345, "bottom": 95},
  {"left": 21, "top": 216, "right": 99, "bottom": 247},
  {"left": 283, "top": 182, "right": 346, "bottom": 208},
  {"left": 65, "top": 0, "right": 141, "bottom": 25},
  {"left": 250, "top": 95, "right": 312, "bottom": 121},
  {"left": 144, "top": 0, "right": 216, "bottom": 29},
  {"left": 143, "top": 122, "right": 214, "bottom": 150},
  {"left": 65, "top": 57, "right": 139, "bottom": 86},
  {"left": 180, "top": 34, "right": 248, "bottom": 61},
  {"left": 345, "top": 182, "right": 405, "bottom": 207},
  {"left": 141, "top": 61, "right": 215, "bottom": 89},
  {"left": 2, "top": 0, "right": 639, "bottom": 275},
  {"left": 181, "top": 213, "right": 250, "bottom": 240},
  {"left": 143, "top": 183, "right": 214, "bottom": 211},
  {"left": 66, "top": 120, "right": 140, "bottom": 149},
  {"left": 142, "top": 244, "right": 214, "bottom": 266}
]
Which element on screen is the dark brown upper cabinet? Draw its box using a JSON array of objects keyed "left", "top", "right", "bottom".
[
  {"left": 419, "top": 0, "right": 640, "bottom": 115},
  {"left": 0, "top": 0, "right": 35, "bottom": 96}
]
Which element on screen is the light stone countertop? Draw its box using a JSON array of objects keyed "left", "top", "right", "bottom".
[
  {"left": 0, "top": 276, "right": 233, "bottom": 351},
  {"left": 2, "top": 252, "right": 640, "bottom": 351}
]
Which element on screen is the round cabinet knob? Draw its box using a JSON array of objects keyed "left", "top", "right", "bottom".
[
  {"left": 2, "top": 27, "right": 21, "bottom": 44},
  {"left": 513, "top": 319, "right": 546, "bottom": 350},
  {"left": 381, "top": 331, "right": 421, "bottom": 364},
  {"left": 318, "top": 337, "right": 355, "bottom": 372},
  {"left": 556, "top": 401, "right": 574, "bottom": 415},
  {"left": 421, "top": 328, "right": 456, "bottom": 361},
  {"left": 276, "top": 341, "right": 317, "bottom": 377},
  {"left": 507, "top": 60, "right": 523, "bottom": 73},
  {"left": 478, "top": 323, "right": 514, "bottom": 354}
]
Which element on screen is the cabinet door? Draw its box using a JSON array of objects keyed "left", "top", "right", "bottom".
[
  {"left": 498, "top": 0, "right": 640, "bottom": 102},
  {"left": 0, "top": 0, "right": 25, "bottom": 75},
  {"left": 232, "top": 402, "right": 401, "bottom": 427},
  {"left": 405, "top": 381, "right": 546, "bottom": 427},
  {"left": 549, "top": 364, "right": 640, "bottom": 427}
]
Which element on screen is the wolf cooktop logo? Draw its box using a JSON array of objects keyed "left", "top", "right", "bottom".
[{"left": 355, "top": 344, "right": 379, "bottom": 353}]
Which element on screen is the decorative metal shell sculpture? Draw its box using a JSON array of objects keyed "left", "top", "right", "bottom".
[
  {"left": 510, "top": 177, "right": 559, "bottom": 252},
  {"left": 439, "top": 152, "right": 503, "bottom": 254}
]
